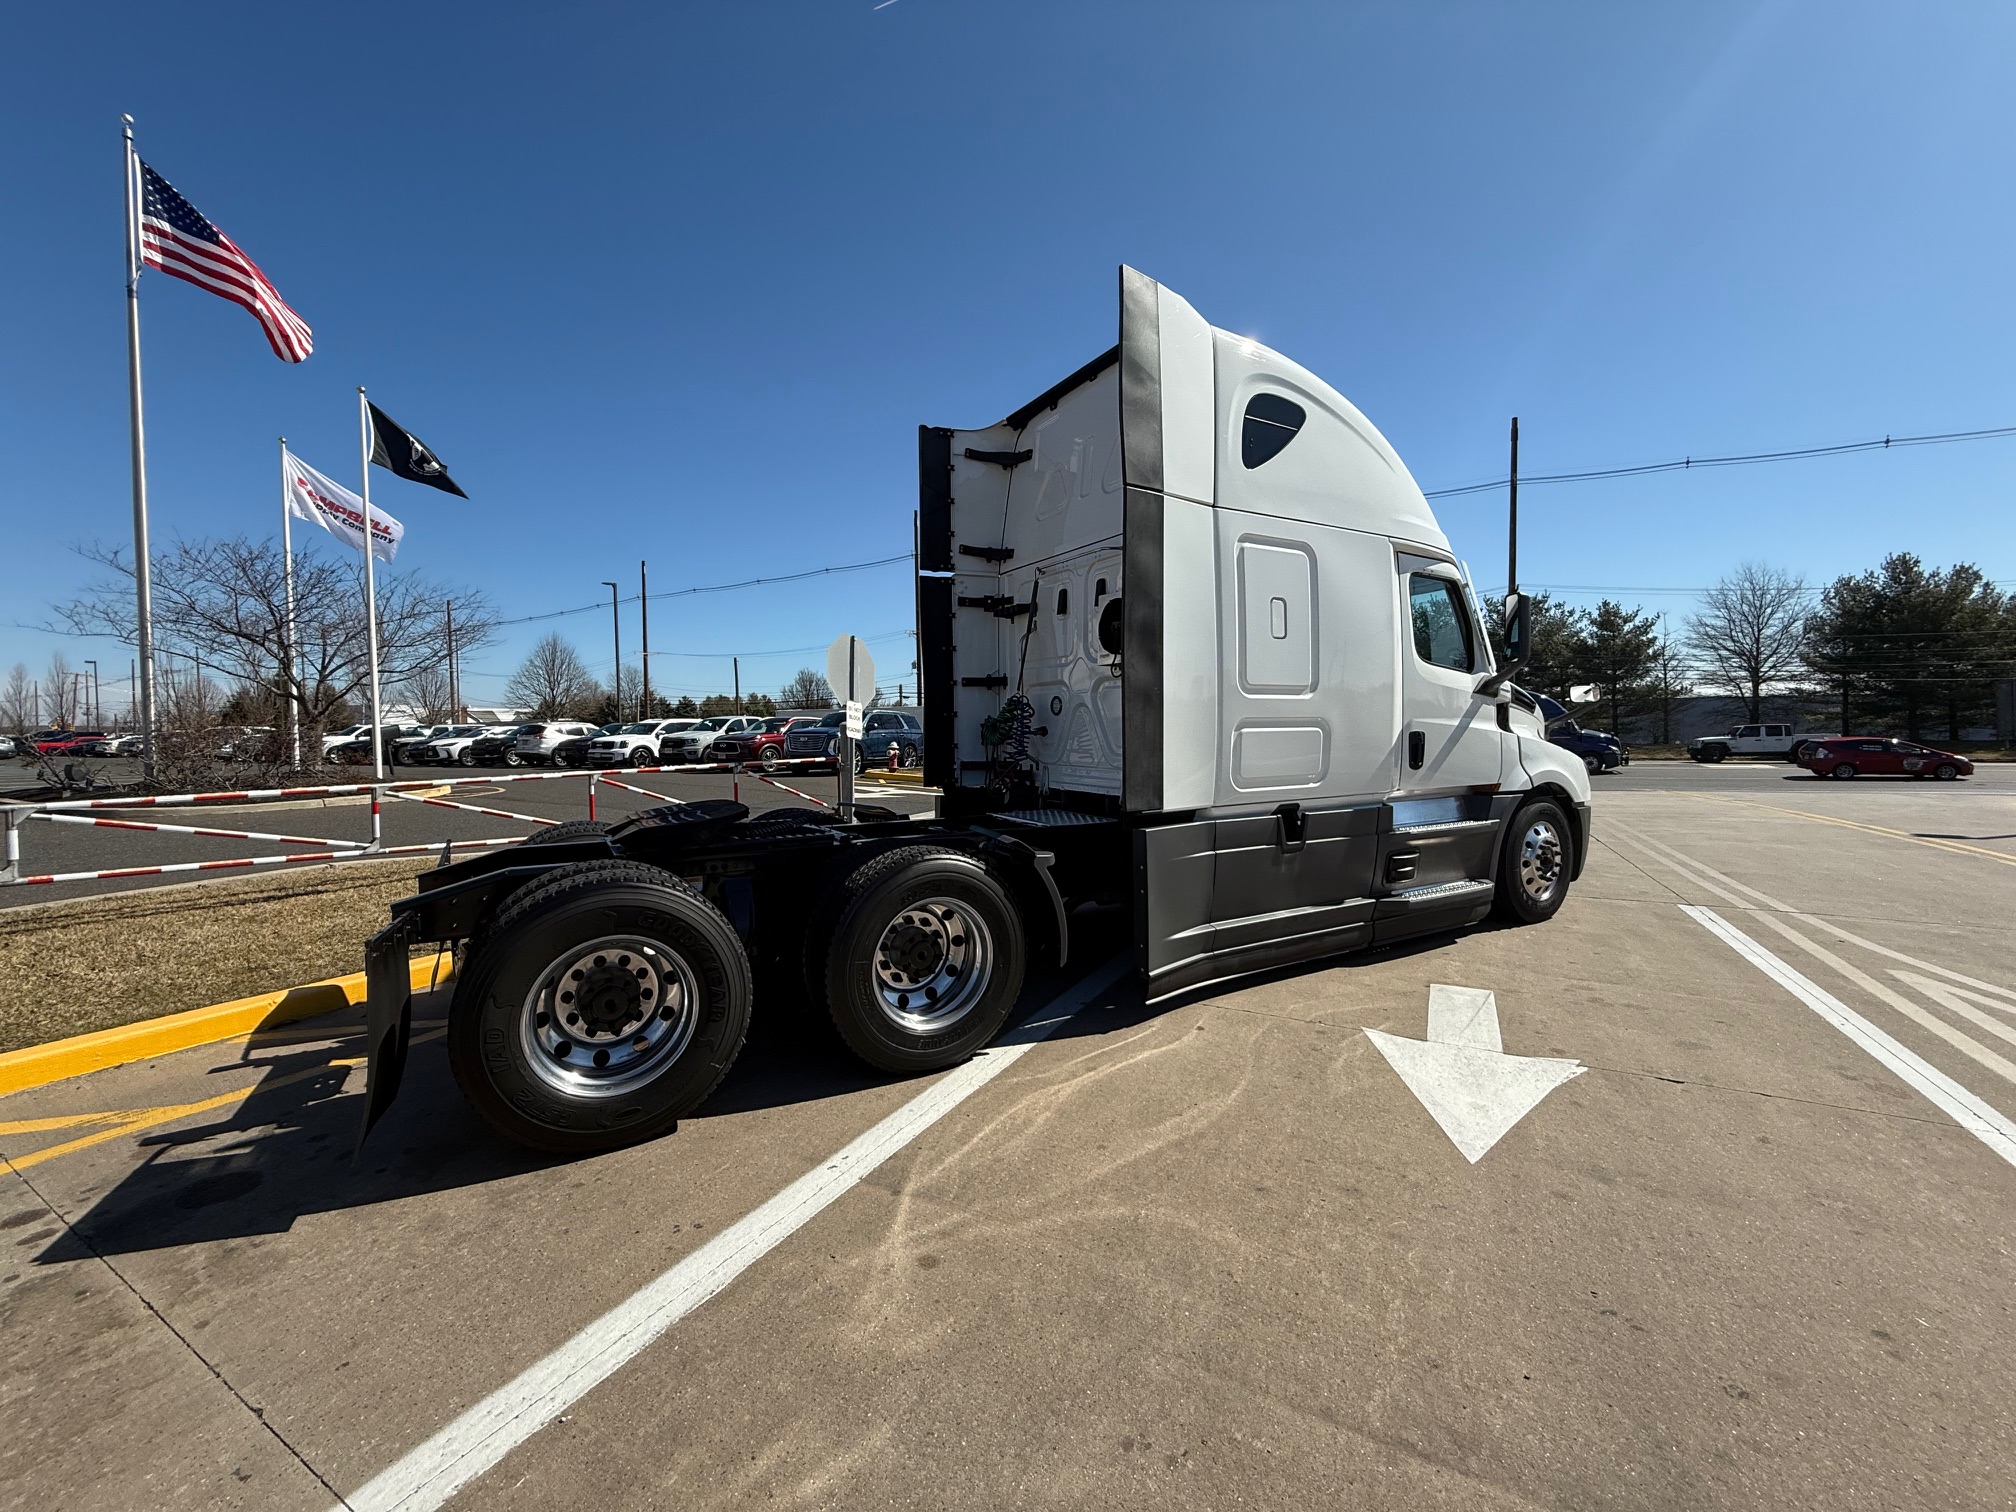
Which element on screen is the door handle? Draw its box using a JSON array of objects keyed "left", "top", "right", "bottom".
[
  {"left": 1274, "top": 802, "right": 1306, "bottom": 851},
  {"left": 1407, "top": 730, "right": 1425, "bottom": 770}
]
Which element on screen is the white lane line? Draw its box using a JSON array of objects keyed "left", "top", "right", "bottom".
[
  {"left": 1609, "top": 823, "right": 2016, "bottom": 1004},
  {"left": 1610, "top": 825, "right": 2016, "bottom": 1086},
  {"left": 338, "top": 955, "right": 1132, "bottom": 1512},
  {"left": 1681, "top": 905, "right": 2016, "bottom": 1172}
]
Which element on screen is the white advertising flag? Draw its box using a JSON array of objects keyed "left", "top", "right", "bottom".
[{"left": 283, "top": 448, "right": 403, "bottom": 562}]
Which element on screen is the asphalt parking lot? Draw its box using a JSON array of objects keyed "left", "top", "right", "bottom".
[
  {"left": 0, "top": 764, "right": 934, "bottom": 909},
  {"left": 3, "top": 768, "right": 2015, "bottom": 1510}
]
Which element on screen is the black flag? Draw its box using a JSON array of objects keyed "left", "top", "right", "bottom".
[{"left": 367, "top": 403, "right": 468, "bottom": 497}]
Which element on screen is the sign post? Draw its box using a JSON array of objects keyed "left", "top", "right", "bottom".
[{"left": 827, "top": 633, "right": 876, "bottom": 822}]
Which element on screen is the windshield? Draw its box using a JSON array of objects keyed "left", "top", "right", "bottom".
[
  {"left": 617, "top": 723, "right": 658, "bottom": 734},
  {"left": 696, "top": 718, "right": 732, "bottom": 730},
  {"left": 815, "top": 711, "right": 846, "bottom": 728}
]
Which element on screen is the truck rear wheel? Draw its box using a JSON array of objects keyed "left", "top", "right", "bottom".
[
  {"left": 449, "top": 860, "right": 751, "bottom": 1153},
  {"left": 1493, "top": 799, "right": 1572, "bottom": 926},
  {"left": 521, "top": 818, "right": 612, "bottom": 846},
  {"left": 814, "top": 846, "right": 1026, "bottom": 1074}
]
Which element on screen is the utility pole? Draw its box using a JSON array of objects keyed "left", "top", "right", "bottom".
[
  {"left": 639, "top": 560, "right": 650, "bottom": 719},
  {"left": 445, "top": 599, "right": 458, "bottom": 722},
  {"left": 1507, "top": 416, "right": 1519, "bottom": 603},
  {"left": 85, "top": 661, "right": 99, "bottom": 726},
  {"left": 732, "top": 656, "right": 741, "bottom": 715},
  {"left": 602, "top": 581, "right": 621, "bottom": 718}
]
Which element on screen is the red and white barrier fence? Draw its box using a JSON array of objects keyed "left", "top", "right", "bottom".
[{"left": 0, "top": 757, "right": 893, "bottom": 888}]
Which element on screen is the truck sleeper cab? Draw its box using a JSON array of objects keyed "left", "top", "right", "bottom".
[{"left": 359, "top": 267, "right": 1590, "bottom": 1153}]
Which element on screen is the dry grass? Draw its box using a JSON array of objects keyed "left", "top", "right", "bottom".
[{"left": 0, "top": 860, "right": 438, "bottom": 1053}]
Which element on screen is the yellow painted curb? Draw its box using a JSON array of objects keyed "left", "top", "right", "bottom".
[{"left": 0, "top": 956, "right": 453, "bottom": 1100}]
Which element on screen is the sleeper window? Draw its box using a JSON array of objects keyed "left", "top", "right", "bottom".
[
  {"left": 1408, "top": 574, "right": 1474, "bottom": 672},
  {"left": 1241, "top": 393, "right": 1306, "bottom": 469}
]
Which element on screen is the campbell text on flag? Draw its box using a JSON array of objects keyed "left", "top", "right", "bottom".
[
  {"left": 138, "top": 161, "right": 313, "bottom": 363},
  {"left": 284, "top": 450, "right": 403, "bottom": 562}
]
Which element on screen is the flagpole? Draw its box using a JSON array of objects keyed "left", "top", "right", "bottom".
[
  {"left": 279, "top": 436, "right": 301, "bottom": 768},
  {"left": 122, "top": 115, "right": 158, "bottom": 781},
  {"left": 358, "top": 388, "right": 385, "bottom": 780}
]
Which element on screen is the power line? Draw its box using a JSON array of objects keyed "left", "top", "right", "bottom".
[
  {"left": 494, "top": 552, "right": 912, "bottom": 627},
  {"left": 1424, "top": 422, "right": 2016, "bottom": 500}
]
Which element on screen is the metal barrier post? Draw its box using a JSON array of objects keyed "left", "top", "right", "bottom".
[
  {"left": 588, "top": 771, "right": 599, "bottom": 821},
  {"left": 1, "top": 806, "right": 21, "bottom": 885},
  {"left": 369, "top": 785, "right": 384, "bottom": 854}
]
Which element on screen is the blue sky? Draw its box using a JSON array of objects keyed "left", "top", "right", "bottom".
[{"left": 4, "top": 1, "right": 2013, "bottom": 715}]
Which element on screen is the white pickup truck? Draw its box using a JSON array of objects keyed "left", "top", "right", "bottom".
[{"left": 1688, "top": 723, "right": 1831, "bottom": 763}]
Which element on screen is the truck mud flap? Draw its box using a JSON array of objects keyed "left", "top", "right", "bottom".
[{"left": 357, "top": 914, "right": 421, "bottom": 1152}]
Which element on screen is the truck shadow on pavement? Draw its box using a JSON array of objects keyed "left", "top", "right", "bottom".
[
  {"left": 34, "top": 983, "right": 960, "bottom": 1265},
  {"left": 37, "top": 906, "right": 1479, "bottom": 1264}
]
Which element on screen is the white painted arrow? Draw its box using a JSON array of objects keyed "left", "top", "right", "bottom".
[{"left": 1365, "top": 984, "right": 1585, "bottom": 1163}]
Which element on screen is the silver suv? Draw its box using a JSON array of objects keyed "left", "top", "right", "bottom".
[
  {"left": 660, "top": 715, "right": 764, "bottom": 765},
  {"left": 513, "top": 720, "right": 603, "bottom": 765}
]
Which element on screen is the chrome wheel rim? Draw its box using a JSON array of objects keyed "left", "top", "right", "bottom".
[
  {"left": 1517, "top": 818, "right": 1564, "bottom": 906},
  {"left": 519, "top": 934, "right": 699, "bottom": 1098},
  {"left": 870, "top": 897, "right": 992, "bottom": 1034}
]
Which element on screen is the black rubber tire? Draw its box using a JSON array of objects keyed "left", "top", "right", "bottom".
[
  {"left": 630, "top": 746, "right": 651, "bottom": 768},
  {"left": 449, "top": 860, "right": 751, "bottom": 1153},
  {"left": 760, "top": 745, "right": 782, "bottom": 771},
  {"left": 1493, "top": 798, "right": 1574, "bottom": 926},
  {"left": 812, "top": 846, "right": 1026, "bottom": 1074},
  {"left": 1935, "top": 763, "right": 1959, "bottom": 780},
  {"left": 521, "top": 818, "right": 613, "bottom": 847},
  {"left": 1706, "top": 746, "right": 1728, "bottom": 764},
  {"left": 1831, "top": 762, "right": 1856, "bottom": 779},
  {"left": 1583, "top": 754, "right": 1602, "bottom": 776},
  {"left": 458, "top": 749, "right": 477, "bottom": 766},
  {"left": 505, "top": 750, "right": 525, "bottom": 767}
]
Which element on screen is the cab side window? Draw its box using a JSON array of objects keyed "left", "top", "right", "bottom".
[{"left": 1408, "top": 574, "right": 1474, "bottom": 672}]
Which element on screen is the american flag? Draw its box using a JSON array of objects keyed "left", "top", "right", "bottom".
[{"left": 138, "top": 160, "right": 313, "bottom": 363}]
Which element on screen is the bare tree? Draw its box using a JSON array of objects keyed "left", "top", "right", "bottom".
[
  {"left": 1, "top": 663, "right": 33, "bottom": 734},
  {"left": 400, "top": 666, "right": 456, "bottom": 723},
  {"left": 1685, "top": 563, "right": 1808, "bottom": 722},
  {"left": 43, "top": 653, "right": 77, "bottom": 726},
  {"left": 504, "top": 634, "right": 600, "bottom": 716},
  {"left": 53, "top": 538, "right": 493, "bottom": 764},
  {"left": 778, "top": 668, "right": 833, "bottom": 708}
]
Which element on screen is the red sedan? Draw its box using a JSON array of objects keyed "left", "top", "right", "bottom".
[
  {"left": 29, "top": 728, "right": 107, "bottom": 755},
  {"left": 1799, "top": 738, "right": 1974, "bottom": 781}
]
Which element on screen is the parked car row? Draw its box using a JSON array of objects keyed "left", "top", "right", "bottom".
[{"left": 6, "top": 710, "right": 930, "bottom": 774}]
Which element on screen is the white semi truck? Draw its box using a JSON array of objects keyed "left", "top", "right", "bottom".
[{"left": 359, "top": 268, "right": 1592, "bottom": 1153}]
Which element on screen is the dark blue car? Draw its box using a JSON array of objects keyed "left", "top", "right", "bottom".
[
  {"left": 781, "top": 708, "right": 923, "bottom": 772},
  {"left": 1536, "top": 695, "right": 1627, "bottom": 774}
]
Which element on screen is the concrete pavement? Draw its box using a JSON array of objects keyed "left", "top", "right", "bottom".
[{"left": 3, "top": 778, "right": 2015, "bottom": 1510}]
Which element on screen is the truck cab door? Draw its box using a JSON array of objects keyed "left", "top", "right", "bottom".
[{"left": 1395, "top": 558, "right": 1503, "bottom": 795}]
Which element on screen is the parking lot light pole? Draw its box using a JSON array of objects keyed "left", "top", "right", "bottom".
[
  {"left": 603, "top": 582, "right": 621, "bottom": 718},
  {"left": 639, "top": 560, "right": 650, "bottom": 719}
]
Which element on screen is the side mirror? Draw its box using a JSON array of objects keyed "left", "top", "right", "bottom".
[
  {"left": 1477, "top": 592, "right": 1528, "bottom": 698},
  {"left": 1567, "top": 683, "right": 1600, "bottom": 705},
  {"left": 1502, "top": 592, "right": 1531, "bottom": 670}
]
